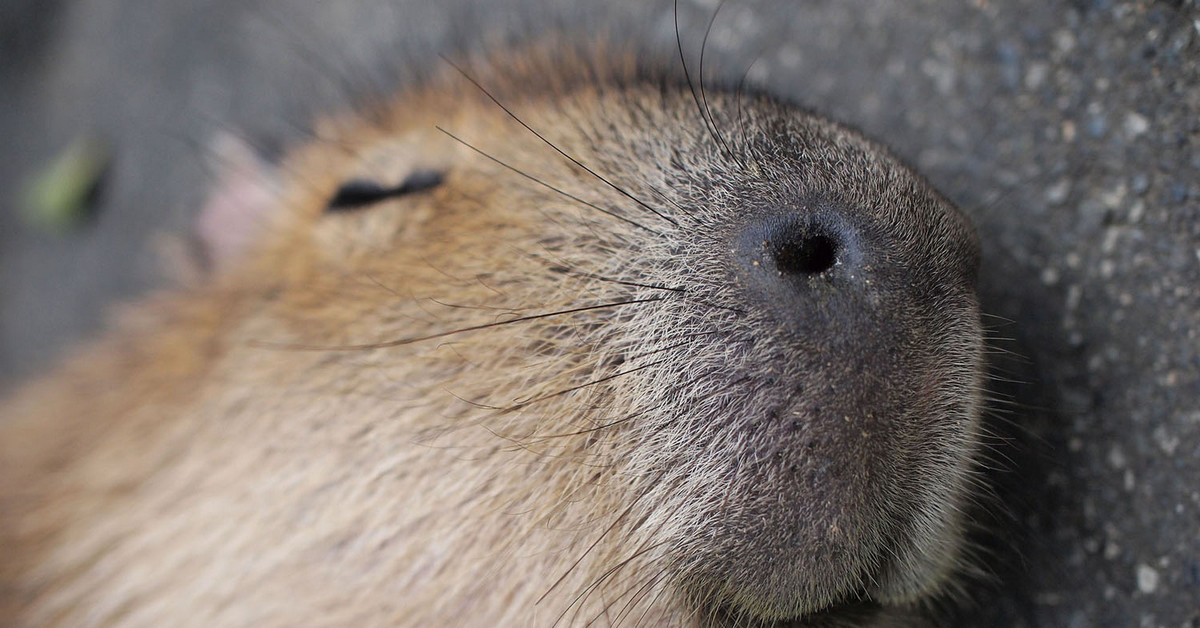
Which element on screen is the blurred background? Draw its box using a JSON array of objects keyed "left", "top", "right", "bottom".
[{"left": 1, "top": 0, "right": 1197, "bottom": 625}]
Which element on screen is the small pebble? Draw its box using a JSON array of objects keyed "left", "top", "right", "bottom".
[
  {"left": 1136, "top": 564, "right": 1159, "bottom": 594},
  {"left": 1124, "top": 112, "right": 1150, "bottom": 137},
  {"left": 1047, "top": 178, "right": 1072, "bottom": 205}
]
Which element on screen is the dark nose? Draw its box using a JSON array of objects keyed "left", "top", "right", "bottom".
[{"left": 730, "top": 205, "right": 879, "bottom": 345}]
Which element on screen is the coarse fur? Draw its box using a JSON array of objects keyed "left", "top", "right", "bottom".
[{"left": 0, "top": 43, "right": 984, "bottom": 627}]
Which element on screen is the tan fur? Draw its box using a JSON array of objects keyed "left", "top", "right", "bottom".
[{"left": 1, "top": 47, "right": 983, "bottom": 627}]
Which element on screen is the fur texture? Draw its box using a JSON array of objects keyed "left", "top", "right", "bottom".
[{"left": 0, "top": 47, "right": 983, "bottom": 627}]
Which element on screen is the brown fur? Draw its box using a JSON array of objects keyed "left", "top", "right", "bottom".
[{"left": 0, "top": 47, "right": 983, "bottom": 627}]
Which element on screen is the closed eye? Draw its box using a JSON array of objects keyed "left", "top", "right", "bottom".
[{"left": 325, "top": 170, "right": 445, "bottom": 212}]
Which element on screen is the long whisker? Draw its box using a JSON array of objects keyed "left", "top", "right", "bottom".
[
  {"left": 675, "top": 0, "right": 727, "bottom": 159},
  {"left": 437, "top": 127, "right": 664, "bottom": 237},
  {"left": 735, "top": 52, "right": 765, "bottom": 159},
  {"left": 501, "top": 334, "right": 708, "bottom": 413},
  {"left": 505, "top": 359, "right": 670, "bottom": 412},
  {"left": 543, "top": 499, "right": 646, "bottom": 612},
  {"left": 698, "top": 0, "right": 736, "bottom": 160},
  {"left": 518, "top": 248, "right": 687, "bottom": 294},
  {"left": 608, "top": 561, "right": 672, "bottom": 628},
  {"left": 552, "top": 487, "right": 674, "bottom": 626},
  {"left": 591, "top": 551, "right": 670, "bottom": 628},
  {"left": 248, "top": 297, "right": 663, "bottom": 351},
  {"left": 516, "top": 351, "right": 725, "bottom": 445},
  {"left": 524, "top": 405, "right": 658, "bottom": 445},
  {"left": 441, "top": 56, "right": 680, "bottom": 229}
]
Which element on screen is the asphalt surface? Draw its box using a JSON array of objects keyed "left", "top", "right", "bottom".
[{"left": 1, "top": 1, "right": 1197, "bottom": 625}]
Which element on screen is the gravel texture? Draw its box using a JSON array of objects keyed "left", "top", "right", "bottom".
[{"left": 1, "top": 0, "right": 1197, "bottom": 625}]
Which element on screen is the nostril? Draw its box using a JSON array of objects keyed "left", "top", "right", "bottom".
[
  {"left": 772, "top": 232, "right": 839, "bottom": 276},
  {"left": 733, "top": 211, "right": 861, "bottom": 293}
]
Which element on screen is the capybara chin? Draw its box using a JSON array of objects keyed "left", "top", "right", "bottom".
[{"left": 0, "top": 46, "right": 984, "bottom": 627}]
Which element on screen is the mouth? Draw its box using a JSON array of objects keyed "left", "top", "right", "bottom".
[
  {"left": 705, "top": 597, "right": 894, "bottom": 628},
  {"left": 641, "top": 327, "right": 978, "bottom": 625}
]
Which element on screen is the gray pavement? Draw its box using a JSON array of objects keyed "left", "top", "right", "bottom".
[{"left": 1, "top": 1, "right": 1197, "bottom": 625}]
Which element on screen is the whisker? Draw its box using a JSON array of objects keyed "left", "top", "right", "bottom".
[
  {"left": 503, "top": 332, "right": 713, "bottom": 412},
  {"left": 523, "top": 364, "right": 717, "bottom": 445},
  {"left": 674, "top": 292, "right": 746, "bottom": 315},
  {"left": 359, "top": 272, "right": 408, "bottom": 300},
  {"left": 698, "top": 0, "right": 737, "bottom": 161},
  {"left": 601, "top": 559, "right": 670, "bottom": 628},
  {"left": 526, "top": 406, "right": 656, "bottom": 445},
  {"left": 553, "top": 269, "right": 686, "bottom": 294},
  {"left": 558, "top": 515, "right": 674, "bottom": 627},
  {"left": 735, "top": 52, "right": 766, "bottom": 159},
  {"left": 979, "top": 311, "right": 1018, "bottom": 325},
  {"left": 522, "top": 250, "right": 688, "bottom": 295},
  {"left": 506, "top": 359, "right": 670, "bottom": 412},
  {"left": 424, "top": 297, "right": 527, "bottom": 312},
  {"left": 248, "top": 297, "right": 663, "bottom": 351},
  {"left": 547, "top": 464, "right": 688, "bottom": 624},
  {"left": 544, "top": 500, "right": 643, "bottom": 613},
  {"left": 436, "top": 127, "right": 665, "bottom": 237},
  {"left": 629, "top": 566, "right": 677, "bottom": 628},
  {"left": 611, "top": 561, "right": 674, "bottom": 628},
  {"left": 675, "top": 0, "right": 728, "bottom": 160},
  {"left": 581, "top": 542, "right": 670, "bottom": 627},
  {"left": 440, "top": 57, "right": 679, "bottom": 229}
]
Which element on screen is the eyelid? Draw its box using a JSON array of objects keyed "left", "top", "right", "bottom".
[{"left": 326, "top": 170, "right": 445, "bottom": 212}]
